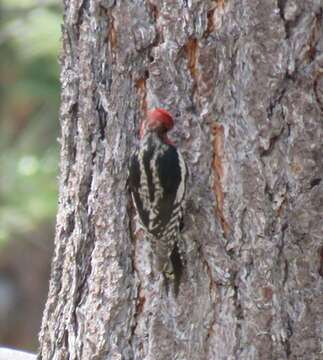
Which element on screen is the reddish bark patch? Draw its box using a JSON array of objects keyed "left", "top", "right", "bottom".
[
  {"left": 108, "top": 14, "right": 117, "bottom": 49},
  {"left": 136, "top": 292, "right": 146, "bottom": 314},
  {"left": 262, "top": 287, "right": 273, "bottom": 302},
  {"left": 205, "top": 1, "right": 226, "bottom": 37},
  {"left": 216, "top": 0, "right": 226, "bottom": 7},
  {"left": 212, "top": 123, "right": 230, "bottom": 237},
  {"left": 205, "top": 9, "right": 215, "bottom": 37},
  {"left": 135, "top": 76, "right": 148, "bottom": 117},
  {"left": 184, "top": 38, "right": 198, "bottom": 81}
]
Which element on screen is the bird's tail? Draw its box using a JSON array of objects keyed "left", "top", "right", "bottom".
[{"left": 163, "top": 242, "right": 184, "bottom": 297}]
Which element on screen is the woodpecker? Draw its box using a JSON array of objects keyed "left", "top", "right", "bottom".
[{"left": 128, "top": 108, "right": 188, "bottom": 295}]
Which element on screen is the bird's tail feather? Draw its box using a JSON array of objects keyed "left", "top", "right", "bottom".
[{"left": 163, "top": 242, "right": 183, "bottom": 297}]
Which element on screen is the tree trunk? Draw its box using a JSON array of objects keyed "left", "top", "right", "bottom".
[{"left": 38, "top": 0, "right": 323, "bottom": 359}]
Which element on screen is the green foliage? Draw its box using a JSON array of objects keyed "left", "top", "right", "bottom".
[{"left": 0, "top": 0, "right": 62, "bottom": 244}]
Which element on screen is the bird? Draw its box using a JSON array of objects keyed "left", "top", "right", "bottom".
[{"left": 128, "top": 108, "right": 188, "bottom": 295}]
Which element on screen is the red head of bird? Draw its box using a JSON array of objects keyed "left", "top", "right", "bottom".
[{"left": 140, "top": 108, "right": 174, "bottom": 144}]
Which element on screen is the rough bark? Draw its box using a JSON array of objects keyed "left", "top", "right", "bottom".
[{"left": 38, "top": 0, "right": 323, "bottom": 359}]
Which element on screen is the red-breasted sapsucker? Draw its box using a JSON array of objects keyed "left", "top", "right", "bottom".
[{"left": 128, "top": 108, "right": 188, "bottom": 295}]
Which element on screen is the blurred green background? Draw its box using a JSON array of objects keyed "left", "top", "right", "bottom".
[{"left": 0, "top": 0, "right": 61, "bottom": 351}]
